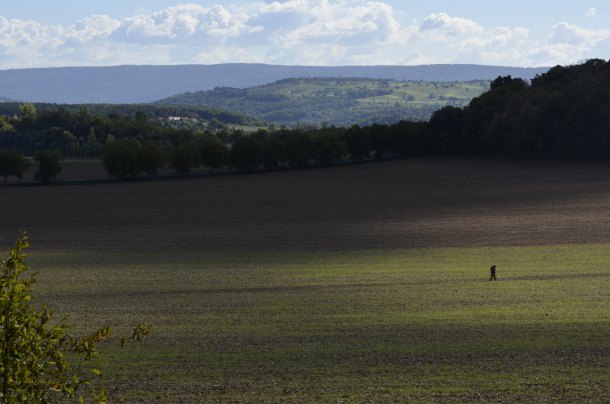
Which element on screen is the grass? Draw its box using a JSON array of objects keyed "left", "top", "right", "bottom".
[
  {"left": 5, "top": 157, "right": 610, "bottom": 401},
  {"left": 358, "top": 81, "right": 489, "bottom": 107},
  {"left": 25, "top": 243, "right": 610, "bottom": 402},
  {"left": 267, "top": 78, "right": 489, "bottom": 107}
]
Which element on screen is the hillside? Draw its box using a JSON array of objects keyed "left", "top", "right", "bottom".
[
  {"left": 156, "top": 77, "right": 489, "bottom": 126},
  {"left": 0, "top": 63, "right": 548, "bottom": 104}
]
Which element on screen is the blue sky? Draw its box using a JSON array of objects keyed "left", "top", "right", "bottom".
[{"left": 1, "top": 1, "right": 609, "bottom": 69}]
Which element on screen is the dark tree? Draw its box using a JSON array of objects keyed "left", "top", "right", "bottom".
[
  {"left": 341, "top": 125, "right": 371, "bottom": 161},
  {"left": 229, "top": 136, "right": 263, "bottom": 172},
  {"left": 101, "top": 138, "right": 142, "bottom": 179},
  {"left": 489, "top": 75, "right": 528, "bottom": 91},
  {"left": 200, "top": 139, "right": 229, "bottom": 172},
  {"left": 34, "top": 149, "right": 63, "bottom": 185},
  {"left": 428, "top": 106, "right": 465, "bottom": 154},
  {"left": 367, "top": 124, "right": 392, "bottom": 159},
  {"left": 260, "top": 135, "right": 286, "bottom": 169},
  {"left": 389, "top": 121, "right": 428, "bottom": 157},
  {"left": 0, "top": 149, "right": 28, "bottom": 184},
  {"left": 138, "top": 142, "right": 166, "bottom": 176},
  {"left": 169, "top": 143, "right": 200, "bottom": 175},
  {"left": 284, "top": 132, "right": 314, "bottom": 167},
  {"left": 311, "top": 130, "right": 347, "bottom": 165},
  {"left": 457, "top": 60, "right": 610, "bottom": 159}
]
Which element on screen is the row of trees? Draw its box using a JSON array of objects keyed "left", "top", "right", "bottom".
[
  {"left": 99, "top": 130, "right": 346, "bottom": 179},
  {"left": 97, "top": 122, "right": 431, "bottom": 179},
  {"left": 0, "top": 149, "right": 62, "bottom": 185},
  {"left": 100, "top": 138, "right": 228, "bottom": 179},
  {"left": 3, "top": 121, "right": 429, "bottom": 182}
]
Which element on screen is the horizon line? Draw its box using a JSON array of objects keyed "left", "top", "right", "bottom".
[{"left": 0, "top": 62, "right": 553, "bottom": 72}]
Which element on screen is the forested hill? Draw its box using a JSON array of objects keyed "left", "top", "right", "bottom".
[
  {"left": 430, "top": 59, "right": 610, "bottom": 159},
  {"left": 156, "top": 78, "right": 489, "bottom": 126},
  {"left": 0, "top": 64, "right": 548, "bottom": 104}
]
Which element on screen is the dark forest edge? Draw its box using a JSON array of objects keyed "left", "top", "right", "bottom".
[{"left": 1, "top": 59, "right": 609, "bottom": 184}]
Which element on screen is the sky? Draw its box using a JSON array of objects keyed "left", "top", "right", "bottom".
[{"left": 0, "top": 0, "right": 609, "bottom": 69}]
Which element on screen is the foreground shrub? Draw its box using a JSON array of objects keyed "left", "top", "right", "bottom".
[{"left": 0, "top": 232, "right": 152, "bottom": 402}]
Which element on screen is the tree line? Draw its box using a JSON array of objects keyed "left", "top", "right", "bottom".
[
  {"left": 0, "top": 149, "right": 62, "bottom": 185},
  {"left": 98, "top": 120, "right": 436, "bottom": 178},
  {"left": 428, "top": 58, "right": 610, "bottom": 159},
  {"left": 0, "top": 104, "right": 206, "bottom": 158},
  {"left": 2, "top": 59, "right": 610, "bottom": 183}
]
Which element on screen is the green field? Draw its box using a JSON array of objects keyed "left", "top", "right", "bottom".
[
  {"left": 27, "top": 244, "right": 609, "bottom": 402},
  {"left": 3, "top": 158, "right": 610, "bottom": 402}
]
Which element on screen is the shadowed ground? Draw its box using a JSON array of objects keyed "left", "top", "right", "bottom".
[{"left": 3, "top": 157, "right": 610, "bottom": 252}]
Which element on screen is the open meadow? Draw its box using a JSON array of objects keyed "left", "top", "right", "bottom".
[{"left": 1, "top": 158, "right": 609, "bottom": 402}]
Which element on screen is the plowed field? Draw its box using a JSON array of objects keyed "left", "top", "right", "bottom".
[{"left": 4, "top": 158, "right": 610, "bottom": 251}]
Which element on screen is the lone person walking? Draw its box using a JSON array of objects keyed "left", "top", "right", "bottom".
[{"left": 489, "top": 264, "right": 497, "bottom": 281}]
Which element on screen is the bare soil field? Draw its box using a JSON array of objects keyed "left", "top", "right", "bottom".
[
  {"left": 3, "top": 157, "right": 610, "bottom": 252},
  {"left": 11, "top": 158, "right": 214, "bottom": 183}
]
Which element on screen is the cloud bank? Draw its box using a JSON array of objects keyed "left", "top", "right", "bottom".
[{"left": 0, "top": 0, "right": 608, "bottom": 68}]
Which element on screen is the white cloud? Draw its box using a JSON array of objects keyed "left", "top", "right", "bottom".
[
  {"left": 527, "top": 23, "right": 610, "bottom": 66},
  {"left": 147, "top": 0, "right": 408, "bottom": 66},
  {"left": 585, "top": 8, "right": 596, "bottom": 18},
  {"left": 453, "top": 26, "right": 535, "bottom": 65},
  {"left": 64, "top": 15, "right": 120, "bottom": 46},
  {"left": 549, "top": 22, "right": 610, "bottom": 46},
  {"left": 244, "top": 0, "right": 406, "bottom": 51},
  {"left": 418, "top": 12, "right": 484, "bottom": 38},
  {"left": 0, "top": 17, "right": 65, "bottom": 68},
  {"left": 111, "top": 4, "right": 250, "bottom": 44},
  {"left": 0, "top": 2, "right": 608, "bottom": 69}
]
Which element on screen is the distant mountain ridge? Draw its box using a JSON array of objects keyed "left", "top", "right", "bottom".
[{"left": 0, "top": 63, "right": 549, "bottom": 104}]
